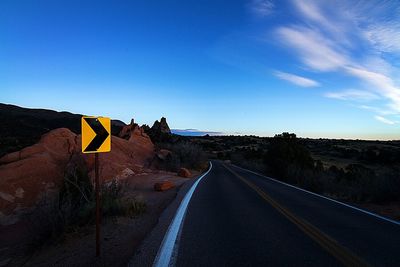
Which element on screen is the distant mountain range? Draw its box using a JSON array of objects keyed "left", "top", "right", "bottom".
[{"left": 171, "top": 129, "right": 224, "bottom": 136}]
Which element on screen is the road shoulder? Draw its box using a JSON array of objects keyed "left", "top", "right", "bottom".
[{"left": 128, "top": 168, "right": 207, "bottom": 267}]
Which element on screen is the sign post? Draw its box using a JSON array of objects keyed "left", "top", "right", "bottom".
[
  {"left": 81, "top": 116, "right": 111, "bottom": 257},
  {"left": 95, "top": 153, "right": 100, "bottom": 256}
]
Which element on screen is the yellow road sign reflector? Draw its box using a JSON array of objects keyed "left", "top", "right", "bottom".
[{"left": 81, "top": 116, "right": 111, "bottom": 153}]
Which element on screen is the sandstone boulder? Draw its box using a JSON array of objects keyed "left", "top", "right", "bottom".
[
  {"left": 0, "top": 128, "right": 78, "bottom": 225},
  {"left": 0, "top": 127, "right": 155, "bottom": 226},
  {"left": 154, "top": 180, "right": 175, "bottom": 191},
  {"left": 178, "top": 168, "right": 191, "bottom": 178}
]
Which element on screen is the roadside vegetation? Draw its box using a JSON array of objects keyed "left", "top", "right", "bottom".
[
  {"left": 155, "top": 141, "right": 208, "bottom": 172},
  {"left": 189, "top": 133, "right": 400, "bottom": 205},
  {"left": 26, "top": 153, "right": 146, "bottom": 247}
]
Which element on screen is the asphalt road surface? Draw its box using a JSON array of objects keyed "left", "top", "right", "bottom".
[{"left": 170, "top": 161, "right": 400, "bottom": 267}]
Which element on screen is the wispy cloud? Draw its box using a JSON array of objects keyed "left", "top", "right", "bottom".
[
  {"left": 325, "top": 89, "right": 379, "bottom": 101},
  {"left": 276, "top": 26, "right": 348, "bottom": 71},
  {"left": 274, "top": 0, "right": 400, "bottom": 124},
  {"left": 250, "top": 0, "right": 274, "bottom": 17},
  {"left": 292, "top": 0, "right": 343, "bottom": 40},
  {"left": 365, "top": 22, "right": 400, "bottom": 53},
  {"left": 274, "top": 71, "right": 319, "bottom": 87},
  {"left": 359, "top": 105, "right": 396, "bottom": 115},
  {"left": 374, "top": 115, "right": 397, "bottom": 125},
  {"left": 344, "top": 67, "right": 400, "bottom": 112}
]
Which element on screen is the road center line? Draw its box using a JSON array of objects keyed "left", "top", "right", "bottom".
[{"left": 223, "top": 164, "right": 371, "bottom": 267}]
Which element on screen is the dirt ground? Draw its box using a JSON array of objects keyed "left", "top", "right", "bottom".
[
  {"left": 2, "top": 170, "right": 199, "bottom": 267},
  {"left": 357, "top": 201, "right": 400, "bottom": 222}
]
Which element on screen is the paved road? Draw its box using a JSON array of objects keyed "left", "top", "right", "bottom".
[{"left": 171, "top": 161, "right": 400, "bottom": 266}]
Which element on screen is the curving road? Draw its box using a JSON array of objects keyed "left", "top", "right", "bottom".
[{"left": 156, "top": 160, "right": 400, "bottom": 267}]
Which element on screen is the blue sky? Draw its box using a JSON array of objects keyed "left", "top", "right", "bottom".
[{"left": 1, "top": 0, "right": 400, "bottom": 139}]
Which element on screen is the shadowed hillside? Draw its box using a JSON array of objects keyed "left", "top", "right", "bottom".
[{"left": 0, "top": 103, "right": 126, "bottom": 157}]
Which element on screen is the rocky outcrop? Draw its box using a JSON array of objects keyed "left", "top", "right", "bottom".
[
  {"left": 178, "top": 168, "right": 192, "bottom": 178},
  {"left": 119, "top": 119, "right": 154, "bottom": 152},
  {"left": 0, "top": 129, "right": 78, "bottom": 225},
  {"left": 151, "top": 117, "right": 171, "bottom": 134},
  {"left": 144, "top": 117, "right": 173, "bottom": 143},
  {"left": 0, "top": 127, "right": 154, "bottom": 226}
]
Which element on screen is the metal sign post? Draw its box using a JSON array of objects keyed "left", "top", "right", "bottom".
[
  {"left": 95, "top": 153, "right": 100, "bottom": 257},
  {"left": 81, "top": 116, "right": 111, "bottom": 257}
]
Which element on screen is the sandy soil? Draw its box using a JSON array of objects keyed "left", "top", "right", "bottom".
[{"left": 3, "top": 170, "right": 199, "bottom": 267}]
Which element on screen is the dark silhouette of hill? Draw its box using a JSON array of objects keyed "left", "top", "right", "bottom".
[{"left": 0, "top": 103, "right": 126, "bottom": 157}]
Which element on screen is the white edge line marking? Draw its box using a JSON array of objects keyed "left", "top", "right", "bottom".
[
  {"left": 232, "top": 164, "right": 400, "bottom": 226},
  {"left": 153, "top": 162, "right": 213, "bottom": 267}
]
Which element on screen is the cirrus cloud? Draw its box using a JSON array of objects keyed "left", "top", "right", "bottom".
[
  {"left": 273, "top": 0, "right": 400, "bottom": 125},
  {"left": 324, "top": 89, "right": 379, "bottom": 101},
  {"left": 374, "top": 115, "right": 397, "bottom": 125},
  {"left": 249, "top": 0, "right": 274, "bottom": 17},
  {"left": 274, "top": 71, "right": 320, "bottom": 87}
]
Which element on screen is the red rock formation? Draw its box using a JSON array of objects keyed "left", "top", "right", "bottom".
[
  {"left": 151, "top": 117, "right": 171, "bottom": 134},
  {"left": 119, "top": 119, "right": 154, "bottom": 153},
  {"left": 0, "top": 127, "right": 154, "bottom": 226},
  {"left": 154, "top": 180, "right": 175, "bottom": 191},
  {"left": 178, "top": 168, "right": 192, "bottom": 178}
]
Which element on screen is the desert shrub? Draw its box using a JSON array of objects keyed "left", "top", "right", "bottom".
[
  {"left": 370, "top": 169, "right": 400, "bottom": 202},
  {"left": 24, "top": 193, "right": 65, "bottom": 246},
  {"left": 124, "top": 198, "right": 147, "bottom": 217},
  {"left": 24, "top": 154, "right": 147, "bottom": 247},
  {"left": 101, "top": 179, "right": 146, "bottom": 218},
  {"left": 319, "top": 164, "right": 400, "bottom": 203},
  {"left": 230, "top": 152, "right": 266, "bottom": 173},
  {"left": 59, "top": 154, "right": 94, "bottom": 226},
  {"left": 264, "top": 133, "right": 314, "bottom": 184},
  {"left": 345, "top": 165, "right": 400, "bottom": 202},
  {"left": 23, "top": 154, "right": 93, "bottom": 246},
  {"left": 163, "top": 152, "right": 181, "bottom": 172},
  {"left": 159, "top": 141, "right": 207, "bottom": 171},
  {"left": 102, "top": 179, "right": 124, "bottom": 217}
]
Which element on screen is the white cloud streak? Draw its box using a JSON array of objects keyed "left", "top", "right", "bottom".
[
  {"left": 359, "top": 105, "right": 396, "bottom": 116},
  {"left": 274, "top": 71, "right": 320, "bottom": 87},
  {"left": 274, "top": 0, "right": 400, "bottom": 123},
  {"left": 374, "top": 115, "right": 396, "bottom": 125},
  {"left": 344, "top": 67, "right": 400, "bottom": 112},
  {"left": 325, "top": 89, "right": 379, "bottom": 101},
  {"left": 277, "top": 26, "right": 348, "bottom": 71}
]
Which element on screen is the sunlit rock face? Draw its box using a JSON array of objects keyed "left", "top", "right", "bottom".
[{"left": 0, "top": 127, "right": 155, "bottom": 226}]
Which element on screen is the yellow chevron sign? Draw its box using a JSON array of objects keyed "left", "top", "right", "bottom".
[{"left": 81, "top": 116, "right": 111, "bottom": 153}]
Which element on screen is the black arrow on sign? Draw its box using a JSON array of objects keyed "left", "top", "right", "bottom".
[{"left": 84, "top": 118, "right": 109, "bottom": 152}]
